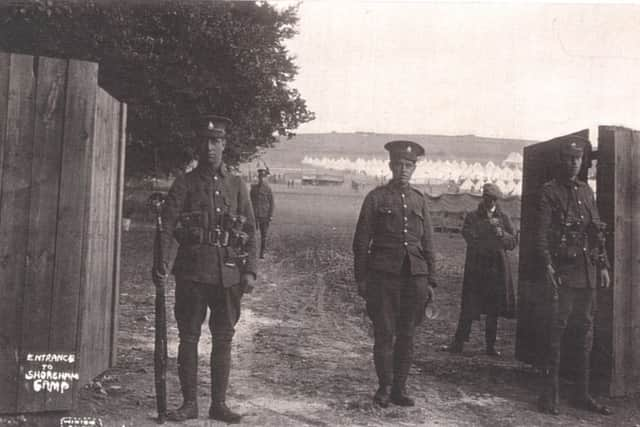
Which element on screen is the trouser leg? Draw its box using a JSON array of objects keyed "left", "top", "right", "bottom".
[
  {"left": 169, "top": 279, "right": 208, "bottom": 421},
  {"left": 485, "top": 315, "right": 498, "bottom": 353},
  {"left": 208, "top": 285, "right": 243, "bottom": 423}
]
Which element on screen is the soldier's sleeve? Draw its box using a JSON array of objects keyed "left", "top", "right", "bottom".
[
  {"left": 421, "top": 196, "right": 438, "bottom": 287},
  {"left": 461, "top": 211, "right": 476, "bottom": 245},
  {"left": 535, "top": 184, "right": 554, "bottom": 267},
  {"left": 238, "top": 178, "right": 258, "bottom": 279},
  {"left": 268, "top": 186, "right": 275, "bottom": 218},
  {"left": 585, "top": 187, "right": 611, "bottom": 270},
  {"left": 159, "top": 174, "right": 187, "bottom": 268},
  {"left": 352, "top": 192, "right": 375, "bottom": 283},
  {"left": 500, "top": 211, "right": 518, "bottom": 251}
]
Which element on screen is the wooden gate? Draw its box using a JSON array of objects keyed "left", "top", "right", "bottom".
[
  {"left": 0, "top": 52, "right": 126, "bottom": 413},
  {"left": 515, "top": 126, "right": 640, "bottom": 396}
]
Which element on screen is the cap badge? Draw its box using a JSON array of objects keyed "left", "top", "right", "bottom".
[
  {"left": 208, "top": 121, "right": 214, "bottom": 130},
  {"left": 407, "top": 146, "right": 411, "bottom": 152},
  {"left": 570, "top": 142, "right": 577, "bottom": 148}
]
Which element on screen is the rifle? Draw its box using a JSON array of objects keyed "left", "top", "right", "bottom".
[{"left": 149, "top": 192, "right": 167, "bottom": 424}]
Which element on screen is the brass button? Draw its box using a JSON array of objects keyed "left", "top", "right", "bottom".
[
  {"left": 403, "top": 242, "right": 408, "bottom": 246},
  {"left": 403, "top": 204, "right": 407, "bottom": 209},
  {"left": 216, "top": 208, "right": 221, "bottom": 213},
  {"left": 215, "top": 190, "right": 220, "bottom": 195}
]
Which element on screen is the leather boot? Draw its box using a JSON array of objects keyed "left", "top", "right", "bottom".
[
  {"left": 485, "top": 316, "right": 501, "bottom": 357},
  {"left": 372, "top": 338, "right": 393, "bottom": 407},
  {"left": 373, "top": 385, "right": 391, "bottom": 408},
  {"left": 390, "top": 335, "right": 415, "bottom": 407},
  {"left": 167, "top": 340, "right": 199, "bottom": 421},
  {"left": 575, "top": 355, "right": 612, "bottom": 415},
  {"left": 537, "top": 367, "right": 559, "bottom": 416},
  {"left": 209, "top": 338, "right": 242, "bottom": 423}
]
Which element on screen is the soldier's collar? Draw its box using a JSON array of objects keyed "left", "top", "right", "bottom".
[{"left": 197, "top": 162, "right": 227, "bottom": 178}]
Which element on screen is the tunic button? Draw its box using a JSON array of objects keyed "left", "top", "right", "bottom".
[
  {"left": 403, "top": 242, "right": 408, "bottom": 246},
  {"left": 403, "top": 204, "right": 407, "bottom": 209},
  {"left": 401, "top": 193, "right": 405, "bottom": 198},
  {"left": 404, "top": 216, "right": 408, "bottom": 221},
  {"left": 216, "top": 208, "right": 221, "bottom": 213},
  {"left": 577, "top": 200, "right": 582, "bottom": 204},
  {"left": 214, "top": 176, "right": 218, "bottom": 181},
  {"left": 404, "top": 228, "right": 408, "bottom": 233},
  {"left": 215, "top": 190, "right": 220, "bottom": 195}
]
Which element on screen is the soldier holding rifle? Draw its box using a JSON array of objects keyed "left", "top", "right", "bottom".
[
  {"left": 535, "top": 137, "right": 612, "bottom": 416},
  {"left": 353, "top": 140, "right": 437, "bottom": 408},
  {"left": 152, "top": 114, "right": 257, "bottom": 423}
]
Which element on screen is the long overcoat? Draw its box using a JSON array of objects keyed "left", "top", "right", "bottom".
[{"left": 459, "top": 202, "right": 517, "bottom": 320}]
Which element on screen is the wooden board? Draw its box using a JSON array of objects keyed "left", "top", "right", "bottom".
[
  {"left": 111, "top": 103, "right": 127, "bottom": 366},
  {"left": 16, "top": 56, "right": 68, "bottom": 413},
  {"left": 0, "top": 54, "right": 35, "bottom": 413},
  {"left": 46, "top": 59, "right": 98, "bottom": 411}
]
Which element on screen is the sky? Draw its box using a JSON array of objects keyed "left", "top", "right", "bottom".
[{"left": 276, "top": 1, "right": 640, "bottom": 141}]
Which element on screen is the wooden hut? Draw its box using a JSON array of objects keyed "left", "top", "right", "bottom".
[
  {"left": 0, "top": 52, "right": 126, "bottom": 413},
  {"left": 515, "top": 126, "right": 640, "bottom": 396}
]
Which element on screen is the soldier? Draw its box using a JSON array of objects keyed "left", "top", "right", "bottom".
[
  {"left": 536, "top": 137, "right": 612, "bottom": 416},
  {"left": 445, "top": 183, "right": 517, "bottom": 356},
  {"left": 152, "top": 114, "right": 257, "bottom": 423},
  {"left": 353, "top": 140, "right": 437, "bottom": 408},
  {"left": 250, "top": 166, "right": 275, "bottom": 259}
]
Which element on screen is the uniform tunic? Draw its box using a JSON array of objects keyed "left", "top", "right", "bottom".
[
  {"left": 249, "top": 182, "right": 274, "bottom": 220},
  {"left": 160, "top": 164, "right": 257, "bottom": 287}
]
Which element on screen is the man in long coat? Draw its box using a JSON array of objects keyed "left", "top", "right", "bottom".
[
  {"left": 353, "top": 140, "right": 437, "bottom": 408},
  {"left": 152, "top": 114, "right": 257, "bottom": 423},
  {"left": 446, "top": 183, "right": 517, "bottom": 356}
]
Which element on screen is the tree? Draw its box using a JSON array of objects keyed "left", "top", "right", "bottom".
[{"left": 0, "top": 0, "right": 314, "bottom": 176}]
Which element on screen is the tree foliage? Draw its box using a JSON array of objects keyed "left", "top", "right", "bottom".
[{"left": 0, "top": 0, "right": 314, "bottom": 176}]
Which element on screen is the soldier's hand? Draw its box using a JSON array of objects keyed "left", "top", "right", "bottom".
[
  {"left": 599, "top": 268, "right": 611, "bottom": 289},
  {"left": 426, "top": 285, "right": 435, "bottom": 303},
  {"left": 151, "top": 262, "right": 168, "bottom": 285},
  {"left": 545, "top": 264, "right": 559, "bottom": 287},
  {"left": 241, "top": 273, "right": 256, "bottom": 294},
  {"left": 357, "top": 280, "right": 367, "bottom": 298}
]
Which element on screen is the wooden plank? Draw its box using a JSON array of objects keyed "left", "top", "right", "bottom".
[
  {"left": 16, "top": 56, "right": 67, "bottom": 413},
  {"left": 630, "top": 130, "right": 640, "bottom": 394},
  {"left": 0, "top": 53, "right": 35, "bottom": 414},
  {"left": 45, "top": 59, "right": 98, "bottom": 411},
  {"left": 79, "top": 86, "right": 108, "bottom": 384},
  {"left": 610, "top": 128, "right": 633, "bottom": 396},
  {"left": 111, "top": 102, "right": 126, "bottom": 367}
]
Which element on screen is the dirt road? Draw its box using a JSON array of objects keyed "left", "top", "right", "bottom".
[{"left": 58, "top": 218, "right": 636, "bottom": 427}]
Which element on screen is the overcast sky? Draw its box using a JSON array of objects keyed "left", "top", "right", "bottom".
[{"left": 278, "top": 1, "right": 640, "bottom": 141}]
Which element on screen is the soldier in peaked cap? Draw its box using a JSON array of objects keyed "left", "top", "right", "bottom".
[
  {"left": 535, "top": 136, "right": 612, "bottom": 416},
  {"left": 152, "top": 114, "right": 257, "bottom": 423},
  {"left": 444, "top": 182, "right": 518, "bottom": 356},
  {"left": 353, "top": 140, "right": 438, "bottom": 408},
  {"left": 250, "top": 165, "right": 275, "bottom": 259}
]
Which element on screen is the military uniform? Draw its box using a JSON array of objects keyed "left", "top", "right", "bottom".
[
  {"left": 250, "top": 172, "right": 274, "bottom": 258},
  {"left": 353, "top": 140, "right": 437, "bottom": 407},
  {"left": 535, "top": 137, "right": 611, "bottom": 416},
  {"left": 157, "top": 115, "right": 257, "bottom": 423}
]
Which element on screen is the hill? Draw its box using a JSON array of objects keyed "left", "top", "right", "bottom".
[{"left": 258, "top": 132, "right": 535, "bottom": 170}]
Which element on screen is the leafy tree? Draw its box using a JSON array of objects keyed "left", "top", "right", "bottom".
[{"left": 0, "top": 0, "right": 314, "bottom": 177}]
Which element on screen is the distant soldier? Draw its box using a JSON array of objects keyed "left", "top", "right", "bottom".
[
  {"left": 250, "top": 167, "right": 275, "bottom": 259},
  {"left": 444, "top": 183, "right": 517, "bottom": 356},
  {"left": 536, "top": 137, "right": 612, "bottom": 416},
  {"left": 353, "top": 140, "right": 438, "bottom": 408},
  {"left": 152, "top": 114, "right": 257, "bottom": 423}
]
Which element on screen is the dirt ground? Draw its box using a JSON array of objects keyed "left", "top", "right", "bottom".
[{"left": 6, "top": 189, "right": 639, "bottom": 427}]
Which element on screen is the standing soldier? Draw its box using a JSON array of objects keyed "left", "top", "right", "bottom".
[
  {"left": 445, "top": 183, "right": 518, "bottom": 356},
  {"left": 536, "top": 137, "right": 612, "bottom": 416},
  {"left": 151, "top": 114, "right": 257, "bottom": 423},
  {"left": 250, "top": 166, "right": 275, "bottom": 259},
  {"left": 353, "top": 140, "right": 437, "bottom": 408}
]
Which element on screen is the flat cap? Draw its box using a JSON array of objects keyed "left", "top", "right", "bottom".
[
  {"left": 384, "top": 140, "right": 425, "bottom": 162},
  {"left": 197, "top": 114, "right": 232, "bottom": 137},
  {"left": 482, "top": 183, "right": 502, "bottom": 199},
  {"left": 559, "top": 135, "right": 588, "bottom": 158}
]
